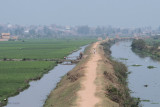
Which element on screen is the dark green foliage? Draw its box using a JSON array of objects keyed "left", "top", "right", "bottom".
[
  {"left": 107, "top": 86, "right": 122, "bottom": 103},
  {"left": 147, "top": 66, "right": 156, "bottom": 69},
  {"left": 77, "top": 26, "right": 90, "bottom": 34},
  {"left": 110, "top": 61, "right": 140, "bottom": 107},
  {"left": 131, "top": 64, "right": 142, "bottom": 67},
  {"left": 119, "top": 58, "right": 128, "bottom": 60},
  {"left": 131, "top": 39, "right": 146, "bottom": 50},
  {"left": 132, "top": 38, "right": 160, "bottom": 61},
  {"left": 3, "top": 58, "right": 7, "bottom": 61},
  {"left": 112, "top": 60, "right": 127, "bottom": 85},
  {"left": 101, "top": 40, "right": 115, "bottom": 55}
]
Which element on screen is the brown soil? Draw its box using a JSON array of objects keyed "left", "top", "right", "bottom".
[{"left": 76, "top": 42, "right": 101, "bottom": 107}]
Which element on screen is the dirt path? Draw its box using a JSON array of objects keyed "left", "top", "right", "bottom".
[{"left": 77, "top": 42, "right": 101, "bottom": 107}]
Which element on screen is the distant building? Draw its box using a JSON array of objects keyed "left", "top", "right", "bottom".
[
  {"left": 116, "top": 35, "right": 120, "bottom": 39},
  {"left": 1, "top": 33, "right": 11, "bottom": 39},
  {"left": 24, "top": 30, "right": 29, "bottom": 33},
  {"left": 0, "top": 33, "right": 18, "bottom": 41},
  {"left": 65, "top": 26, "right": 71, "bottom": 33},
  {"left": 65, "top": 26, "right": 71, "bottom": 30},
  {"left": 0, "top": 33, "right": 10, "bottom": 41}
]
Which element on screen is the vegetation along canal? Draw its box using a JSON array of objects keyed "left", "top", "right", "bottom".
[
  {"left": 111, "top": 41, "right": 160, "bottom": 107},
  {"left": 5, "top": 45, "right": 87, "bottom": 107}
]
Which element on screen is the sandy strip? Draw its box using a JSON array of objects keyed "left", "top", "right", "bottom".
[{"left": 77, "top": 42, "right": 101, "bottom": 107}]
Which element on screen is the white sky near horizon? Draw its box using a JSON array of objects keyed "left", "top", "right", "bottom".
[{"left": 0, "top": 0, "right": 160, "bottom": 28}]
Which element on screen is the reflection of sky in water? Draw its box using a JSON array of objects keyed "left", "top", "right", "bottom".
[
  {"left": 6, "top": 45, "right": 87, "bottom": 107},
  {"left": 111, "top": 41, "right": 160, "bottom": 107}
]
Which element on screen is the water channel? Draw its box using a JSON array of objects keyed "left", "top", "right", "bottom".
[
  {"left": 111, "top": 41, "right": 160, "bottom": 107},
  {"left": 5, "top": 45, "right": 87, "bottom": 107}
]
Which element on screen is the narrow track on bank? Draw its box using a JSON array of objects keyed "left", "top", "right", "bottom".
[{"left": 77, "top": 42, "right": 101, "bottom": 107}]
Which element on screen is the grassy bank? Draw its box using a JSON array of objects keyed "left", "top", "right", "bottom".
[
  {"left": 99, "top": 40, "right": 139, "bottom": 107},
  {"left": 44, "top": 44, "right": 92, "bottom": 107},
  {"left": 0, "top": 38, "right": 95, "bottom": 107}
]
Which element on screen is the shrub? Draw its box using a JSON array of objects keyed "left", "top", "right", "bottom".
[
  {"left": 106, "top": 86, "right": 121, "bottom": 103},
  {"left": 131, "top": 39, "right": 146, "bottom": 50}
]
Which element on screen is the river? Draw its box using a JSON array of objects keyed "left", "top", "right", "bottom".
[
  {"left": 111, "top": 41, "right": 160, "bottom": 107},
  {"left": 5, "top": 45, "right": 87, "bottom": 107}
]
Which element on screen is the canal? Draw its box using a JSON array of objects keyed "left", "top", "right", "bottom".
[
  {"left": 5, "top": 45, "right": 87, "bottom": 107},
  {"left": 111, "top": 41, "right": 160, "bottom": 107}
]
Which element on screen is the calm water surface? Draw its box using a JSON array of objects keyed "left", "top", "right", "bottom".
[
  {"left": 111, "top": 41, "right": 160, "bottom": 107},
  {"left": 5, "top": 45, "right": 87, "bottom": 107}
]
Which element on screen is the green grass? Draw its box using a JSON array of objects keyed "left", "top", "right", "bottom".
[
  {"left": 0, "top": 61, "right": 55, "bottom": 106},
  {"left": 147, "top": 66, "right": 156, "bottom": 69},
  {"left": 0, "top": 38, "right": 96, "bottom": 106},
  {"left": 131, "top": 64, "right": 142, "bottom": 67},
  {"left": 0, "top": 38, "right": 95, "bottom": 59},
  {"left": 131, "top": 38, "right": 160, "bottom": 61},
  {"left": 145, "top": 38, "right": 160, "bottom": 46},
  {"left": 151, "top": 102, "right": 159, "bottom": 104},
  {"left": 140, "top": 100, "right": 150, "bottom": 102},
  {"left": 119, "top": 58, "right": 128, "bottom": 60}
]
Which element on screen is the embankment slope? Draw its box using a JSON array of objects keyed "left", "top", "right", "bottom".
[{"left": 44, "top": 40, "right": 138, "bottom": 107}]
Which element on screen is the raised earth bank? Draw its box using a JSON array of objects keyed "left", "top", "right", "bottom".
[
  {"left": 111, "top": 40, "right": 160, "bottom": 106},
  {"left": 44, "top": 40, "right": 139, "bottom": 107}
]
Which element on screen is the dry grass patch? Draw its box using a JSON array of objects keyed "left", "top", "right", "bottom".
[
  {"left": 44, "top": 44, "right": 92, "bottom": 107},
  {"left": 95, "top": 45, "right": 119, "bottom": 107}
]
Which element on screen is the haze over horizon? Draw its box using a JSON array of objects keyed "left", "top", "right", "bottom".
[{"left": 1, "top": 0, "right": 160, "bottom": 28}]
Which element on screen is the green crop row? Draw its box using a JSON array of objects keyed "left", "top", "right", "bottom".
[
  {"left": 0, "top": 38, "right": 96, "bottom": 106},
  {"left": 0, "top": 61, "right": 55, "bottom": 106},
  {"left": 0, "top": 38, "right": 95, "bottom": 59}
]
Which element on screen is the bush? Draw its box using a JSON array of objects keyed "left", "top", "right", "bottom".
[
  {"left": 131, "top": 39, "right": 146, "bottom": 50},
  {"left": 101, "top": 40, "right": 140, "bottom": 107},
  {"left": 107, "top": 86, "right": 121, "bottom": 103},
  {"left": 3, "top": 58, "right": 7, "bottom": 61},
  {"left": 112, "top": 60, "right": 128, "bottom": 84}
]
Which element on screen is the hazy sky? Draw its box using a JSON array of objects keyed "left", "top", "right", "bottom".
[{"left": 0, "top": 0, "right": 160, "bottom": 27}]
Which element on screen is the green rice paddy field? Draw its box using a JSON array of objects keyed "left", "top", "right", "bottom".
[
  {"left": 0, "top": 61, "right": 55, "bottom": 103},
  {"left": 0, "top": 38, "right": 94, "bottom": 59},
  {"left": 0, "top": 38, "right": 95, "bottom": 106}
]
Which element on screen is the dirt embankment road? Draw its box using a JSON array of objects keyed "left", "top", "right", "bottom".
[
  {"left": 45, "top": 40, "right": 135, "bottom": 107},
  {"left": 76, "top": 42, "right": 101, "bottom": 107}
]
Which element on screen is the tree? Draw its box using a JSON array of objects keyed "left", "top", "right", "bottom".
[
  {"left": 29, "top": 29, "right": 36, "bottom": 35},
  {"left": 77, "top": 26, "right": 90, "bottom": 35},
  {"left": 95, "top": 27, "right": 102, "bottom": 34},
  {"left": 131, "top": 39, "right": 146, "bottom": 50}
]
